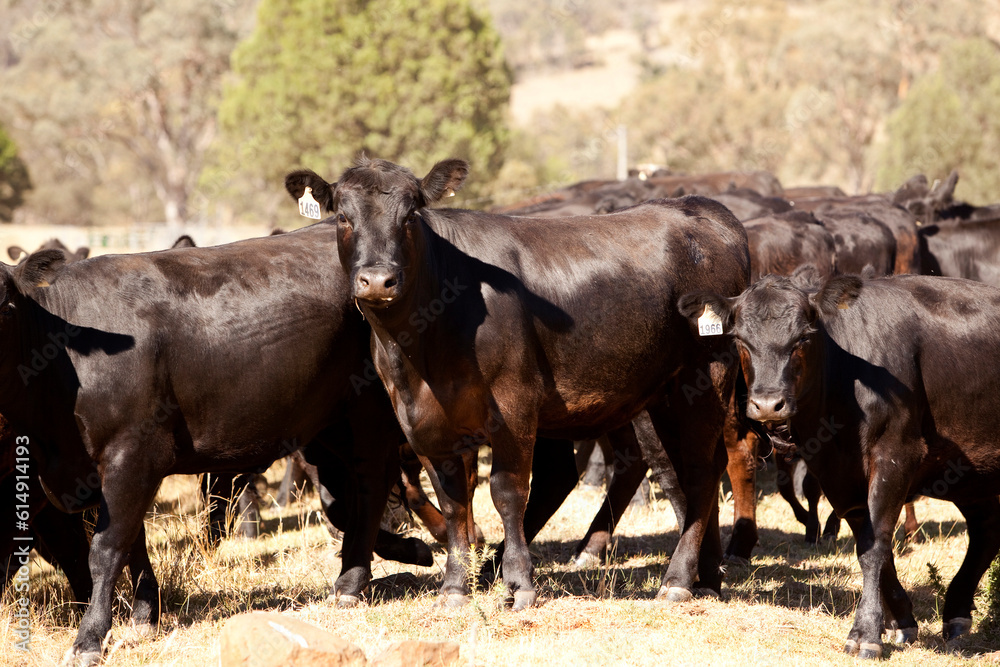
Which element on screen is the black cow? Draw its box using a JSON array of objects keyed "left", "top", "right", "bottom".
[
  {"left": 680, "top": 270, "right": 1000, "bottom": 657},
  {"left": 744, "top": 211, "right": 837, "bottom": 283},
  {"left": 919, "top": 217, "right": 1000, "bottom": 288},
  {"left": 1, "top": 416, "right": 93, "bottom": 605},
  {"left": 8, "top": 238, "right": 90, "bottom": 264},
  {"left": 3, "top": 228, "right": 417, "bottom": 666},
  {"left": 286, "top": 157, "right": 750, "bottom": 610}
]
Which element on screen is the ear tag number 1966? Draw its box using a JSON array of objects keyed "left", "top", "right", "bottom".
[
  {"left": 698, "top": 304, "right": 723, "bottom": 336},
  {"left": 298, "top": 187, "right": 322, "bottom": 220}
]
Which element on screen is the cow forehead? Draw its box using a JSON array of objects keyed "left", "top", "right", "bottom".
[
  {"left": 338, "top": 160, "right": 421, "bottom": 203},
  {"left": 735, "top": 282, "right": 812, "bottom": 341}
]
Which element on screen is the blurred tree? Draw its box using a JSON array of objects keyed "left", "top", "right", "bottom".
[
  {"left": 877, "top": 37, "right": 1000, "bottom": 204},
  {"left": 207, "top": 0, "right": 511, "bottom": 217},
  {"left": 0, "top": 124, "right": 31, "bottom": 222},
  {"left": 620, "top": 0, "right": 794, "bottom": 177},
  {"left": 0, "top": 0, "right": 255, "bottom": 224}
]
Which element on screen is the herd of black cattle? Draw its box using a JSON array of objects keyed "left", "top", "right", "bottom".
[{"left": 4, "top": 158, "right": 1000, "bottom": 664}]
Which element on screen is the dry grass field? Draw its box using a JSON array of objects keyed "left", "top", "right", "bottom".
[{"left": 4, "top": 455, "right": 1000, "bottom": 666}]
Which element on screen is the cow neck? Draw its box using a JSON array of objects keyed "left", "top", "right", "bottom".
[
  {"left": 0, "top": 293, "right": 66, "bottom": 436},
  {"left": 361, "top": 214, "right": 442, "bottom": 348}
]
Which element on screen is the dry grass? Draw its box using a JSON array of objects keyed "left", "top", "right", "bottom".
[{"left": 3, "top": 458, "right": 1000, "bottom": 666}]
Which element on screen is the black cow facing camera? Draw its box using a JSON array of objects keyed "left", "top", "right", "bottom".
[{"left": 681, "top": 269, "right": 1000, "bottom": 658}]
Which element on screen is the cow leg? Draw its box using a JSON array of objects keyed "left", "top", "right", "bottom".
[
  {"left": 233, "top": 475, "right": 261, "bottom": 539},
  {"left": 724, "top": 406, "right": 759, "bottom": 562},
  {"left": 490, "top": 428, "right": 536, "bottom": 611},
  {"left": 842, "top": 480, "right": 914, "bottom": 659},
  {"left": 574, "top": 424, "right": 649, "bottom": 565},
  {"left": 942, "top": 497, "right": 1000, "bottom": 641},
  {"left": 276, "top": 455, "right": 311, "bottom": 507},
  {"left": 901, "top": 502, "right": 920, "bottom": 542},
  {"left": 822, "top": 509, "right": 842, "bottom": 540},
  {"left": 801, "top": 469, "right": 823, "bottom": 544},
  {"left": 401, "top": 444, "right": 448, "bottom": 545},
  {"left": 32, "top": 504, "right": 93, "bottom": 604},
  {"left": 329, "top": 408, "right": 401, "bottom": 606},
  {"left": 427, "top": 454, "right": 474, "bottom": 606},
  {"left": 632, "top": 411, "right": 686, "bottom": 528},
  {"left": 574, "top": 439, "right": 597, "bottom": 480},
  {"left": 483, "top": 437, "right": 582, "bottom": 584},
  {"left": 646, "top": 356, "right": 733, "bottom": 601},
  {"left": 775, "top": 456, "right": 811, "bottom": 526},
  {"left": 311, "top": 453, "right": 432, "bottom": 568},
  {"left": 66, "top": 474, "right": 158, "bottom": 667},
  {"left": 126, "top": 523, "right": 160, "bottom": 633}
]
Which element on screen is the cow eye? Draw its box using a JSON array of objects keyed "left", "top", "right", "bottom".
[
  {"left": 404, "top": 212, "right": 417, "bottom": 226},
  {"left": 794, "top": 335, "right": 810, "bottom": 348},
  {"left": 337, "top": 213, "right": 349, "bottom": 225}
]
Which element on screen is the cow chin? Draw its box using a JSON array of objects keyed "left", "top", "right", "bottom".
[{"left": 353, "top": 288, "right": 402, "bottom": 308}]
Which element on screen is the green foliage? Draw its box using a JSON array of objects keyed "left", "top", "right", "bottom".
[
  {"left": 0, "top": 0, "right": 254, "bottom": 224},
  {"left": 0, "top": 125, "right": 31, "bottom": 222},
  {"left": 981, "top": 556, "right": 1000, "bottom": 633},
  {"left": 926, "top": 562, "right": 946, "bottom": 615},
  {"left": 877, "top": 37, "right": 1000, "bottom": 204},
  {"left": 208, "top": 0, "right": 511, "bottom": 216}
]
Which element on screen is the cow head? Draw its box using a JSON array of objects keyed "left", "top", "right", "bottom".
[
  {"left": 679, "top": 268, "right": 862, "bottom": 424},
  {"left": 285, "top": 157, "right": 468, "bottom": 307},
  {"left": 0, "top": 249, "right": 66, "bottom": 327}
]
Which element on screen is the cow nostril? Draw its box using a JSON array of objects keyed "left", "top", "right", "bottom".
[
  {"left": 359, "top": 275, "right": 370, "bottom": 288},
  {"left": 774, "top": 399, "right": 785, "bottom": 413},
  {"left": 384, "top": 276, "right": 398, "bottom": 289}
]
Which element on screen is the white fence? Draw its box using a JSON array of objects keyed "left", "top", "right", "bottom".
[{"left": 0, "top": 222, "right": 275, "bottom": 260}]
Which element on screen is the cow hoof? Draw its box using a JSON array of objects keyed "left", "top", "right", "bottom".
[
  {"left": 889, "top": 626, "right": 918, "bottom": 645},
  {"left": 512, "top": 590, "right": 536, "bottom": 611},
  {"left": 723, "top": 554, "right": 750, "bottom": 567},
  {"left": 857, "top": 642, "right": 883, "bottom": 659},
  {"left": 433, "top": 593, "right": 469, "bottom": 610},
  {"left": 331, "top": 593, "right": 361, "bottom": 608},
  {"left": 692, "top": 587, "right": 720, "bottom": 599},
  {"left": 943, "top": 617, "right": 972, "bottom": 641},
  {"left": 62, "top": 648, "right": 102, "bottom": 667},
  {"left": 843, "top": 639, "right": 858, "bottom": 655},
  {"left": 656, "top": 586, "right": 693, "bottom": 603},
  {"left": 572, "top": 552, "right": 600, "bottom": 569}
]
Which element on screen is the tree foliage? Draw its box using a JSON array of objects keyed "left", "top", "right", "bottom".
[
  {"left": 208, "top": 0, "right": 511, "bottom": 217},
  {"left": 877, "top": 37, "right": 1000, "bottom": 204},
  {"left": 513, "top": 0, "right": 1000, "bottom": 196},
  {"left": 0, "top": 124, "right": 31, "bottom": 222},
  {"left": 0, "top": 0, "right": 253, "bottom": 224}
]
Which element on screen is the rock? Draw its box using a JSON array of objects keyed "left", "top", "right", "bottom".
[
  {"left": 371, "top": 640, "right": 461, "bottom": 667},
  {"left": 219, "top": 612, "right": 367, "bottom": 667}
]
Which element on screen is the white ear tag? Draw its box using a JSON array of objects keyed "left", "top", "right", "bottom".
[
  {"left": 698, "top": 304, "right": 724, "bottom": 336},
  {"left": 298, "top": 186, "right": 322, "bottom": 220}
]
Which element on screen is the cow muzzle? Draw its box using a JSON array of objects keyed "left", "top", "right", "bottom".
[
  {"left": 354, "top": 266, "right": 402, "bottom": 306},
  {"left": 747, "top": 393, "right": 793, "bottom": 422}
]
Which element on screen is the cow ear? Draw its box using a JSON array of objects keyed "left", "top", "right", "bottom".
[
  {"left": 810, "top": 274, "right": 863, "bottom": 315},
  {"left": 421, "top": 159, "right": 469, "bottom": 203},
  {"left": 7, "top": 246, "right": 25, "bottom": 263},
  {"left": 678, "top": 290, "right": 737, "bottom": 333},
  {"left": 74, "top": 246, "right": 90, "bottom": 260},
  {"left": 285, "top": 169, "right": 336, "bottom": 212},
  {"left": 14, "top": 248, "right": 66, "bottom": 289}
]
